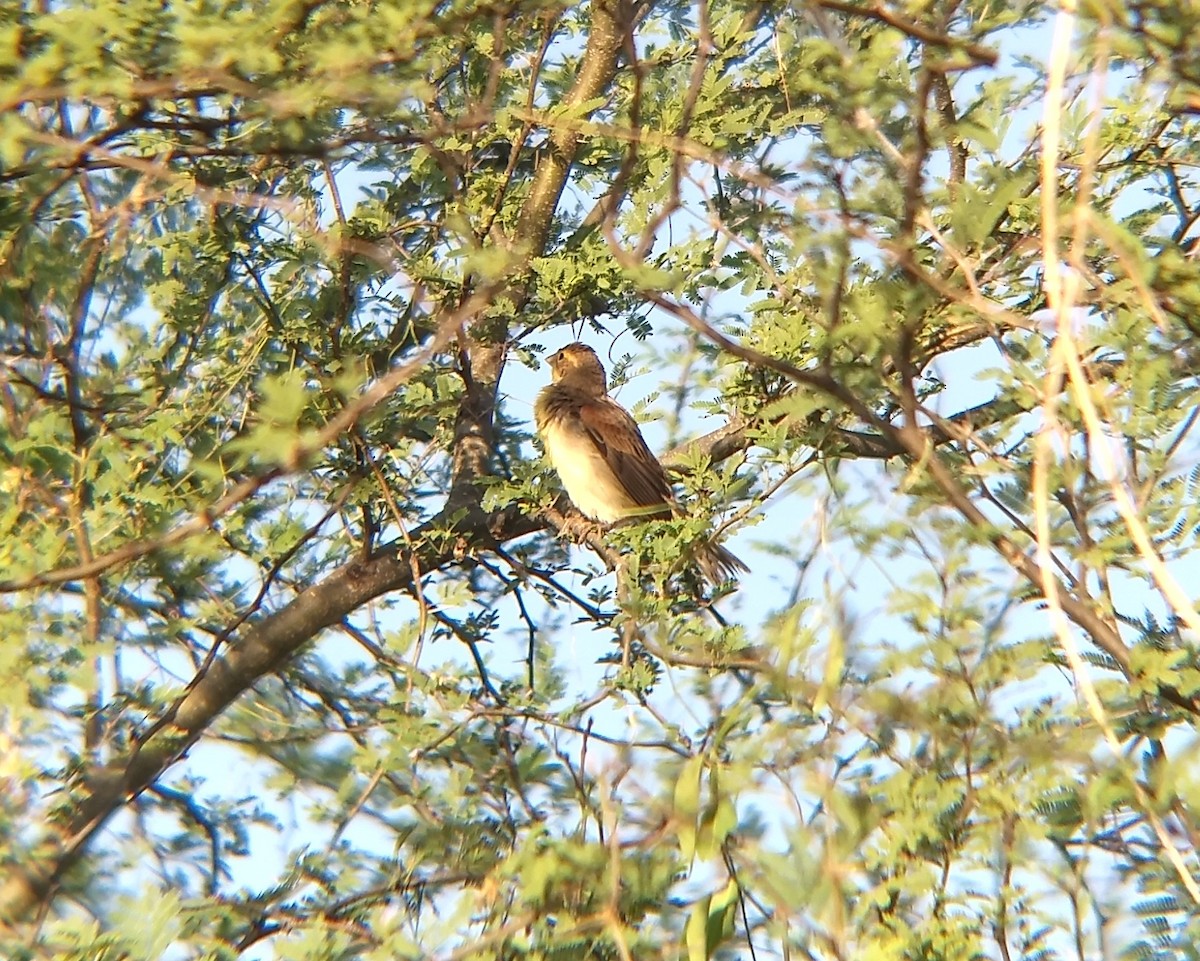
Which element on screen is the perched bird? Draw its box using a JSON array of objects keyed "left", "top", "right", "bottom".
[{"left": 534, "top": 342, "right": 747, "bottom": 585}]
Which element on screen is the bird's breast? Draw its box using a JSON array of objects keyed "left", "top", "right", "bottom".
[{"left": 540, "top": 418, "right": 644, "bottom": 523}]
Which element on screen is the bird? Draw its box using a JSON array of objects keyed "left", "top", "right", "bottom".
[{"left": 534, "top": 342, "right": 747, "bottom": 585}]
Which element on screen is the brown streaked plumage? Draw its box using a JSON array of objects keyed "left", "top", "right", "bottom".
[{"left": 534, "top": 342, "right": 747, "bottom": 585}]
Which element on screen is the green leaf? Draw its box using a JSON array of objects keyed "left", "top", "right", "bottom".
[{"left": 675, "top": 754, "right": 705, "bottom": 862}]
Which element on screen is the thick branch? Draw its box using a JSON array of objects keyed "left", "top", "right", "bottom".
[
  {"left": 664, "top": 388, "right": 1053, "bottom": 466},
  {"left": 0, "top": 505, "right": 543, "bottom": 924},
  {"left": 445, "top": 0, "right": 631, "bottom": 511}
]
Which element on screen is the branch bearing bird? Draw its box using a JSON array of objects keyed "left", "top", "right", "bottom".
[{"left": 534, "top": 342, "right": 747, "bottom": 585}]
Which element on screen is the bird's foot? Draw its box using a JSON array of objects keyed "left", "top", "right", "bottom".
[{"left": 560, "top": 513, "right": 606, "bottom": 544}]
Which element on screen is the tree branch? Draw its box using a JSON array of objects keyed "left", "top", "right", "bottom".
[{"left": 0, "top": 0, "right": 637, "bottom": 927}]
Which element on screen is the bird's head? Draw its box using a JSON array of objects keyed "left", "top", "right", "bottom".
[{"left": 546, "top": 342, "right": 607, "bottom": 393}]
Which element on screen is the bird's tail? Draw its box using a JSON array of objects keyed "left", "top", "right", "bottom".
[{"left": 694, "top": 540, "right": 749, "bottom": 587}]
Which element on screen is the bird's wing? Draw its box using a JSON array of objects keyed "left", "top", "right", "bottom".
[{"left": 577, "top": 398, "right": 674, "bottom": 512}]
